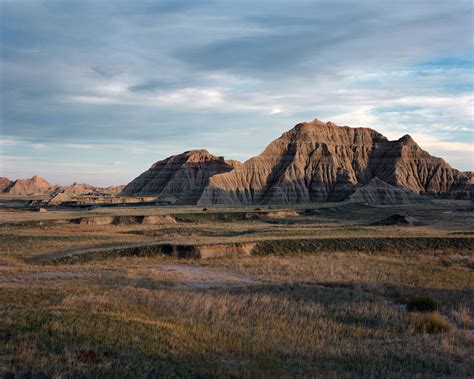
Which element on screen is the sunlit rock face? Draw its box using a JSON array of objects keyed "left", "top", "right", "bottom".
[
  {"left": 198, "top": 119, "right": 472, "bottom": 205},
  {"left": 4, "top": 175, "right": 53, "bottom": 196},
  {"left": 122, "top": 119, "right": 472, "bottom": 205}
]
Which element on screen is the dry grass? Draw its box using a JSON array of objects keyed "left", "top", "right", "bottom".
[
  {"left": 452, "top": 304, "right": 472, "bottom": 329},
  {"left": 410, "top": 312, "right": 452, "bottom": 334},
  {"left": 0, "top": 201, "right": 473, "bottom": 377}
]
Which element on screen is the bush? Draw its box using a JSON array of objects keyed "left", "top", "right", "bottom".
[
  {"left": 407, "top": 296, "right": 437, "bottom": 312},
  {"left": 410, "top": 312, "right": 451, "bottom": 334}
]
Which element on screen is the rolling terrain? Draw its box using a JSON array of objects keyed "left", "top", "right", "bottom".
[{"left": 0, "top": 199, "right": 473, "bottom": 377}]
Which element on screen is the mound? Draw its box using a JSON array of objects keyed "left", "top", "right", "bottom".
[
  {"left": 141, "top": 215, "right": 176, "bottom": 224},
  {"left": 347, "top": 178, "right": 426, "bottom": 206},
  {"left": 73, "top": 216, "right": 115, "bottom": 225},
  {"left": 47, "top": 191, "right": 73, "bottom": 205}
]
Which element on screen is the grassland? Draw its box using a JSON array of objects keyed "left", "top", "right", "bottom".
[{"left": 0, "top": 199, "right": 473, "bottom": 377}]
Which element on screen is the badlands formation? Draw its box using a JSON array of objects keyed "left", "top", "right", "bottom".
[
  {"left": 0, "top": 176, "right": 124, "bottom": 198},
  {"left": 120, "top": 149, "right": 242, "bottom": 203},
  {"left": 1, "top": 175, "right": 53, "bottom": 195},
  {"left": 123, "top": 119, "right": 473, "bottom": 205}
]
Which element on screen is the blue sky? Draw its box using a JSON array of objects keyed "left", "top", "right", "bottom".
[{"left": 1, "top": 0, "right": 473, "bottom": 185}]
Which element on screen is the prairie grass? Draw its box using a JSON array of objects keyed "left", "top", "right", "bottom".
[
  {"left": 0, "top": 202, "right": 473, "bottom": 377},
  {"left": 410, "top": 312, "right": 452, "bottom": 334},
  {"left": 452, "top": 304, "right": 472, "bottom": 329}
]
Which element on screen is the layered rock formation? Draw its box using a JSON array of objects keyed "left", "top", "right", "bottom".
[
  {"left": 198, "top": 119, "right": 472, "bottom": 205},
  {"left": 47, "top": 191, "right": 73, "bottom": 205},
  {"left": 52, "top": 182, "right": 97, "bottom": 195},
  {"left": 0, "top": 177, "right": 12, "bottom": 192},
  {"left": 120, "top": 150, "right": 241, "bottom": 204},
  {"left": 48, "top": 183, "right": 126, "bottom": 201},
  {"left": 4, "top": 175, "right": 53, "bottom": 195},
  {"left": 102, "top": 185, "right": 126, "bottom": 195},
  {"left": 0, "top": 176, "right": 126, "bottom": 199},
  {"left": 347, "top": 178, "right": 426, "bottom": 206}
]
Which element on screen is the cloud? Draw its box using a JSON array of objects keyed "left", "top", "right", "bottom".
[
  {"left": 269, "top": 107, "right": 284, "bottom": 115},
  {"left": 1, "top": 0, "right": 473, "bottom": 184}
]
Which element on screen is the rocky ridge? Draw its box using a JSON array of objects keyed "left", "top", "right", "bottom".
[
  {"left": 197, "top": 119, "right": 472, "bottom": 205},
  {"left": 1, "top": 176, "right": 125, "bottom": 197},
  {"left": 120, "top": 149, "right": 240, "bottom": 204},
  {"left": 3, "top": 175, "right": 53, "bottom": 195}
]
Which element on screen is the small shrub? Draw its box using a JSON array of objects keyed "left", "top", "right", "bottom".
[
  {"left": 407, "top": 296, "right": 437, "bottom": 312},
  {"left": 452, "top": 304, "right": 472, "bottom": 329},
  {"left": 386, "top": 289, "right": 407, "bottom": 304},
  {"left": 410, "top": 312, "right": 451, "bottom": 334}
]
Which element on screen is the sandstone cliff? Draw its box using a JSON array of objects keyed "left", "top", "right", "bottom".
[
  {"left": 120, "top": 150, "right": 240, "bottom": 204},
  {"left": 198, "top": 119, "right": 472, "bottom": 205}
]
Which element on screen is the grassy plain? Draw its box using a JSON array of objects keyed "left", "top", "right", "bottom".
[{"left": 0, "top": 198, "right": 473, "bottom": 377}]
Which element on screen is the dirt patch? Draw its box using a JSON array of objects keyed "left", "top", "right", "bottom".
[
  {"left": 141, "top": 215, "right": 176, "bottom": 225},
  {"left": 75, "top": 216, "right": 115, "bottom": 225}
]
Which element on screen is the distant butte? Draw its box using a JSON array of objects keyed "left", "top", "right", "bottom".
[
  {"left": 123, "top": 119, "right": 473, "bottom": 205},
  {"left": 0, "top": 176, "right": 125, "bottom": 197}
]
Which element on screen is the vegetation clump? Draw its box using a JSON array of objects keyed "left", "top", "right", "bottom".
[
  {"left": 406, "top": 296, "right": 437, "bottom": 312},
  {"left": 410, "top": 312, "right": 451, "bottom": 334}
]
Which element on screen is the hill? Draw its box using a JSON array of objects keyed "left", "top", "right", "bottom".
[
  {"left": 198, "top": 119, "right": 472, "bottom": 205},
  {"left": 120, "top": 149, "right": 241, "bottom": 204}
]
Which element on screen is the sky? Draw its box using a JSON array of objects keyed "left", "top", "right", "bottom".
[{"left": 1, "top": 0, "right": 473, "bottom": 186}]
